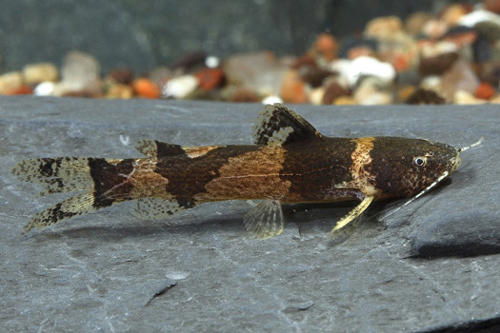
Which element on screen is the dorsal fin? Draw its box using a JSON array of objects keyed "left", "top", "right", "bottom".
[
  {"left": 135, "top": 139, "right": 184, "bottom": 159},
  {"left": 252, "top": 104, "right": 324, "bottom": 146}
]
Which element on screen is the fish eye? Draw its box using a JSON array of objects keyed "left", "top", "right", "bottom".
[{"left": 414, "top": 156, "right": 427, "bottom": 167}]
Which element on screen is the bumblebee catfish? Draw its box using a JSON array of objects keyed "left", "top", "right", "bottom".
[{"left": 12, "top": 104, "right": 474, "bottom": 239}]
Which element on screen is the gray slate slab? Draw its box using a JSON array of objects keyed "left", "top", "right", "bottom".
[{"left": 1, "top": 96, "right": 499, "bottom": 332}]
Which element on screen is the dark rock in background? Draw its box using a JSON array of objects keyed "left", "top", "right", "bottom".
[
  {"left": 0, "top": 0, "right": 442, "bottom": 74},
  {"left": 1, "top": 97, "right": 500, "bottom": 332},
  {"left": 0, "top": 0, "right": 155, "bottom": 74}
]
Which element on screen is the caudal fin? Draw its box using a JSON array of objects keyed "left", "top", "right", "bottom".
[{"left": 11, "top": 156, "right": 135, "bottom": 234}]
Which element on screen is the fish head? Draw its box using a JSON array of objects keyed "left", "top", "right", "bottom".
[{"left": 370, "top": 137, "right": 462, "bottom": 198}]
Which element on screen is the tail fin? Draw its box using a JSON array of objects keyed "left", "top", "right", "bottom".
[
  {"left": 11, "top": 157, "right": 135, "bottom": 234},
  {"left": 12, "top": 157, "right": 95, "bottom": 196}
]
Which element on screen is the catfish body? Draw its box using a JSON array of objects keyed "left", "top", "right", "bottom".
[{"left": 11, "top": 104, "right": 463, "bottom": 238}]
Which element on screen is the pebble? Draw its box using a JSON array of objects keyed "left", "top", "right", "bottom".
[
  {"left": 365, "top": 16, "right": 404, "bottom": 40},
  {"left": 205, "top": 56, "right": 220, "bottom": 68},
  {"left": 133, "top": 78, "right": 161, "bottom": 99},
  {"left": 322, "top": 81, "right": 350, "bottom": 104},
  {"left": 33, "top": 82, "right": 56, "bottom": 96},
  {"left": 22, "top": 62, "right": 58, "bottom": 85},
  {"left": 333, "top": 96, "right": 357, "bottom": 105},
  {"left": 485, "top": 0, "right": 500, "bottom": 13},
  {"left": 312, "top": 33, "right": 338, "bottom": 62},
  {"left": 405, "top": 88, "right": 446, "bottom": 104},
  {"left": 280, "top": 69, "right": 308, "bottom": 104},
  {"left": 341, "top": 38, "right": 377, "bottom": 60},
  {"left": 162, "top": 75, "right": 198, "bottom": 99},
  {"left": 2, "top": 9, "right": 499, "bottom": 106},
  {"left": 7, "top": 86, "right": 33, "bottom": 95},
  {"left": 441, "top": 60, "right": 480, "bottom": 99},
  {"left": 106, "top": 83, "right": 133, "bottom": 99},
  {"left": 454, "top": 90, "right": 487, "bottom": 104},
  {"left": 107, "top": 69, "right": 134, "bottom": 84},
  {"left": 488, "top": 94, "right": 500, "bottom": 103},
  {"left": 354, "top": 77, "right": 393, "bottom": 105},
  {"left": 148, "top": 66, "right": 171, "bottom": 92},
  {"left": 223, "top": 51, "right": 286, "bottom": 95},
  {"left": 227, "top": 86, "right": 260, "bottom": 103},
  {"left": 459, "top": 9, "right": 500, "bottom": 28},
  {"left": 261, "top": 95, "right": 283, "bottom": 105},
  {"left": 440, "top": 3, "right": 468, "bottom": 27},
  {"left": 298, "top": 65, "right": 334, "bottom": 88},
  {"left": 308, "top": 87, "right": 325, "bottom": 105},
  {"left": 0, "top": 72, "right": 24, "bottom": 95},
  {"left": 475, "top": 82, "right": 496, "bottom": 100},
  {"left": 346, "top": 56, "right": 396, "bottom": 87},
  {"left": 419, "top": 52, "right": 459, "bottom": 77},
  {"left": 196, "top": 68, "right": 225, "bottom": 91},
  {"left": 59, "top": 51, "right": 101, "bottom": 96},
  {"left": 405, "top": 12, "right": 433, "bottom": 36},
  {"left": 421, "top": 19, "right": 448, "bottom": 39}
]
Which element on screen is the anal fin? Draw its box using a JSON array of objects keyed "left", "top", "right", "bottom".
[
  {"left": 329, "top": 195, "right": 374, "bottom": 239},
  {"left": 132, "top": 197, "right": 190, "bottom": 220},
  {"left": 22, "top": 192, "right": 97, "bottom": 235},
  {"left": 243, "top": 200, "right": 284, "bottom": 239}
]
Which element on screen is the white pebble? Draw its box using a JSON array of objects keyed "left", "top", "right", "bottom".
[
  {"left": 346, "top": 56, "right": 396, "bottom": 86},
  {"left": 33, "top": 81, "right": 56, "bottom": 96},
  {"left": 205, "top": 56, "right": 220, "bottom": 68},
  {"left": 459, "top": 9, "right": 500, "bottom": 27},
  {"left": 261, "top": 95, "right": 283, "bottom": 105},
  {"left": 163, "top": 75, "right": 198, "bottom": 99}
]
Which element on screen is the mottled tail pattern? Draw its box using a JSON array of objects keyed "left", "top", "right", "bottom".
[{"left": 11, "top": 157, "right": 133, "bottom": 234}]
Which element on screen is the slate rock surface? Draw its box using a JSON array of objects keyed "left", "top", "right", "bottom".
[{"left": 1, "top": 96, "right": 499, "bottom": 332}]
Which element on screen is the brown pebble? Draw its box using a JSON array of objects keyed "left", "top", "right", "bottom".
[
  {"left": 418, "top": 52, "right": 459, "bottom": 77},
  {"left": 484, "top": 0, "right": 500, "bottom": 14},
  {"left": 322, "top": 81, "right": 350, "bottom": 104},
  {"left": 292, "top": 54, "right": 318, "bottom": 70},
  {"left": 108, "top": 69, "right": 134, "bottom": 84},
  {"left": 299, "top": 66, "right": 335, "bottom": 88},
  {"left": 228, "top": 87, "right": 260, "bottom": 103},
  {"left": 196, "top": 68, "right": 225, "bottom": 91},
  {"left": 405, "top": 88, "right": 446, "bottom": 104}
]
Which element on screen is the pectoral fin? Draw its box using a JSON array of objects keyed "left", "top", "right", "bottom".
[
  {"left": 244, "top": 200, "right": 284, "bottom": 239},
  {"left": 329, "top": 195, "right": 374, "bottom": 238}
]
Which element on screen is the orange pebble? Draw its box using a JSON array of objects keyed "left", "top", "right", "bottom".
[
  {"left": 280, "top": 70, "right": 308, "bottom": 104},
  {"left": 196, "top": 68, "right": 224, "bottom": 91},
  {"left": 7, "top": 86, "right": 33, "bottom": 95},
  {"left": 475, "top": 82, "right": 496, "bottom": 100},
  {"left": 314, "top": 33, "right": 338, "bottom": 61},
  {"left": 133, "top": 78, "right": 161, "bottom": 99}
]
